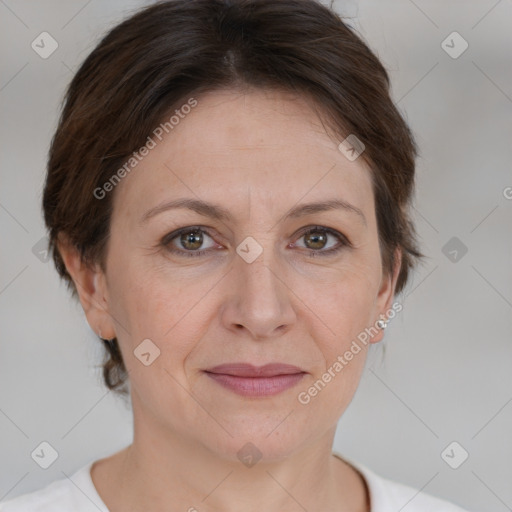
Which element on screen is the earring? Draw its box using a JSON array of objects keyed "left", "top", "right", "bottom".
[{"left": 376, "top": 316, "right": 388, "bottom": 330}]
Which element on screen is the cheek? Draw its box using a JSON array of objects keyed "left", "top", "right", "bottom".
[
  {"left": 299, "top": 276, "right": 373, "bottom": 413},
  {"left": 315, "top": 258, "right": 381, "bottom": 403},
  {"left": 106, "top": 253, "right": 213, "bottom": 363},
  {"left": 314, "top": 261, "right": 380, "bottom": 341}
]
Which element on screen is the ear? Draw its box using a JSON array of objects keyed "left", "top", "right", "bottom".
[
  {"left": 370, "top": 248, "right": 402, "bottom": 344},
  {"left": 57, "top": 235, "right": 116, "bottom": 340}
]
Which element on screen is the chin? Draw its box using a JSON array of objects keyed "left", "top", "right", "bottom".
[{"left": 200, "top": 417, "right": 312, "bottom": 465}]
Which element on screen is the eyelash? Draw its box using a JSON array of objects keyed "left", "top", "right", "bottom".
[{"left": 160, "top": 225, "right": 351, "bottom": 259}]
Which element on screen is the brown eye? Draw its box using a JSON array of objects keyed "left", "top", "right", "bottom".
[
  {"left": 303, "top": 230, "right": 328, "bottom": 250},
  {"left": 295, "top": 226, "right": 350, "bottom": 257},
  {"left": 162, "top": 226, "right": 217, "bottom": 258},
  {"left": 179, "top": 229, "right": 204, "bottom": 250}
]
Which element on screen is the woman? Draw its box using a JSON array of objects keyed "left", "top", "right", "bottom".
[{"left": 1, "top": 0, "right": 475, "bottom": 510}]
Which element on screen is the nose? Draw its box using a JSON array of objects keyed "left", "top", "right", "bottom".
[{"left": 220, "top": 246, "right": 297, "bottom": 340}]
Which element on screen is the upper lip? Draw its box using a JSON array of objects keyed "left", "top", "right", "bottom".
[{"left": 205, "top": 363, "right": 305, "bottom": 377}]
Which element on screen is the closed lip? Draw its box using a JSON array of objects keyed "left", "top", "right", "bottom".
[{"left": 204, "top": 363, "right": 305, "bottom": 377}]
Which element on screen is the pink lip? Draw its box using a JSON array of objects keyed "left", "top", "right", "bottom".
[{"left": 204, "top": 363, "right": 306, "bottom": 397}]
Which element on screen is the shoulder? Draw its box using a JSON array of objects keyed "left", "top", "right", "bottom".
[
  {"left": 0, "top": 477, "right": 71, "bottom": 512},
  {"left": 333, "top": 452, "right": 475, "bottom": 512},
  {"left": 364, "top": 471, "right": 472, "bottom": 511},
  {"left": 0, "top": 461, "right": 107, "bottom": 512}
]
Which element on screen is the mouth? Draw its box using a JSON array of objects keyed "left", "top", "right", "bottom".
[{"left": 204, "top": 363, "right": 307, "bottom": 397}]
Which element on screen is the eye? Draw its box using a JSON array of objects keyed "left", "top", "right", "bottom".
[
  {"left": 293, "top": 226, "right": 350, "bottom": 257},
  {"left": 161, "top": 225, "right": 351, "bottom": 258},
  {"left": 161, "top": 226, "right": 218, "bottom": 258}
]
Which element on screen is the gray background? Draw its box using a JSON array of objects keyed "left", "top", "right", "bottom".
[{"left": 1, "top": 1, "right": 511, "bottom": 510}]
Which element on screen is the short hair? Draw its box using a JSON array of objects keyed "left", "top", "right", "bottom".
[{"left": 42, "top": 0, "right": 424, "bottom": 398}]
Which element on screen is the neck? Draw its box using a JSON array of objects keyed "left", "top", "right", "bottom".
[{"left": 92, "top": 397, "right": 369, "bottom": 512}]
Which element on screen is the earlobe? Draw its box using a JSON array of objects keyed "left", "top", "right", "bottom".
[{"left": 370, "top": 248, "right": 402, "bottom": 344}]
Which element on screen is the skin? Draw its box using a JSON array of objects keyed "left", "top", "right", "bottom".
[{"left": 59, "top": 87, "right": 401, "bottom": 512}]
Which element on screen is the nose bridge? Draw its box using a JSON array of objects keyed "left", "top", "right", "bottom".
[
  {"left": 243, "top": 241, "right": 279, "bottom": 299},
  {"left": 227, "top": 232, "right": 295, "bottom": 337},
  {"left": 237, "top": 234, "right": 282, "bottom": 305}
]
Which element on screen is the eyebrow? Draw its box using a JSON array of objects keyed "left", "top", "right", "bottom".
[{"left": 140, "top": 197, "right": 366, "bottom": 226}]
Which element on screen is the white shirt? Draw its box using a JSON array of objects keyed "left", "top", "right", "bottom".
[{"left": 0, "top": 451, "right": 473, "bottom": 511}]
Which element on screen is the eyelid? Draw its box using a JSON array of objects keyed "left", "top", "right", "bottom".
[
  {"left": 161, "top": 224, "right": 351, "bottom": 257},
  {"left": 160, "top": 226, "right": 224, "bottom": 259},
  {"left": 161, "top": 225, "right": 216, "bottom": 247},
  {"left": 294, "top": 225, "right": 352, "bottom": 247}
]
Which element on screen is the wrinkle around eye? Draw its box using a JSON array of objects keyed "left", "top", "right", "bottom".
[{"left": 154, "top": 224, "right": 360, "bottom": 261}]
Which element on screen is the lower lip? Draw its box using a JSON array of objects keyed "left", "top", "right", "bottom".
[{"left": 205, "top": 372, "right": 306, "bottom": 397}]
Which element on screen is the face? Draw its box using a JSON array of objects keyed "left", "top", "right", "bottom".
[{"left": 67, "top": 88, "right": 399, "bottom": 462}]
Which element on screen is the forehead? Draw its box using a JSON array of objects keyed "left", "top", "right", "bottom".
[{"left": 112, "top": 88, "right": 374, "bottom": 224}]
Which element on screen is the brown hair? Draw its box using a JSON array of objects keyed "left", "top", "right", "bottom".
[{"left": 43, "top": 0, "right": 424, "bottom": 398}]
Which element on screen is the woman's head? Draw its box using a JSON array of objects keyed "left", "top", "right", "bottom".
[{"left": 43, "top": 0, "right": 422, "bottom": 459}]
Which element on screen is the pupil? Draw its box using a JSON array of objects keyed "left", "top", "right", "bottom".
[
  {"left": 307, "top": 231, "right": 325, "bottom": 249},
  {"left": 182, "top": 231, "right": 202, "bottom": 249}
]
